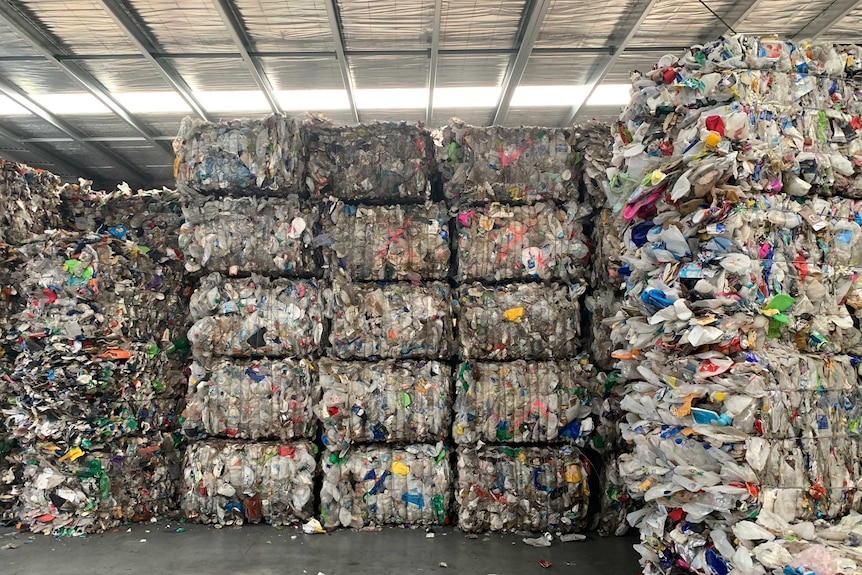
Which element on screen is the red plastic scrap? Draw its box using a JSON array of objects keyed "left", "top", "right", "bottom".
[{"left": 539, "top": 560, "right": 552, "bottom": 569}]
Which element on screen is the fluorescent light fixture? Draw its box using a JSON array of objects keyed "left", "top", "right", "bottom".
[
  {"left": 434, "top": 87, "right": 500, "bottom": 108},
  {"left": 512, "top": 85, "right": 587, "bottom": 107},
  {"left": 588, "top": 84, "right": 631, "bottom": 106},
  {"left": 355, "top": 88, "right": 427, "bottom": 110},
  {"left": 0, "top": 95, "right": 30, "bottom": 115},
  {"left": 196, "top": 90, "right": 271, "bottom": 113},
  {"left": 279, "top": 89, "right": 350, "bottom": 111},
  {"left": 32, "top": 93, "right": 111, "bottom": 115},
  {"left": 114, "top": 91, "right": 191, "bottom": 114}
]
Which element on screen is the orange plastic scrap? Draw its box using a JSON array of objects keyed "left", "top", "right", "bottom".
[{"left": 101, "top": 348, "right": 131, "bottom": 360}]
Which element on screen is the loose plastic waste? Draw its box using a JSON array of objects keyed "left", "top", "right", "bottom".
[
  {"left": 320, "top": 201, "right": 450, "bottom": 281},
  {"left": 452, "top": 359, "right": 595, "bottom": 445},
  {"left": 315, "top": 359, "right": 451, "bottom": 451},
  {"left": 183, "top": 358, "right": 316, "bottom": 441},
  {"left": 187, "top": 273, "right": 325, "bottom": 359},
  {"left": 434, "top": 122, "right": 579, "bottom": 205},
  {"left": 455, "top": 445, "right": 590, "bottom": 533},
  {"left": 455, "top": 201, "right": 590, "bottom": 283},
  {"left": 319, "top": 443, "right": 451, "bottom": 529},
  {"left": 0, "top": 159, "right": 63, "bottom": 245},
  {"left": 456, "top": 282, "right": 583, "bottom": 360},
  {"left": 574, "top": 120, "right": 614, "bottom": 208},
  {"left": 327, "top": 281, "right": 454, "bottom": 359},
  {"left": 173, "top": 114, "right": 302, "bottom": 195},
  {"left": 181, "top": 440, "right": 316, "bottom": 526},
  {"left": 304, "top": 117, "right": 434, "bottom": 203}
]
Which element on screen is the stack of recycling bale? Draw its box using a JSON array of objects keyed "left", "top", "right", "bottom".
[
  {"left": 435, "top": 121, "right": 596, "bottom": 535},
  {"left": 309, "top": 116, "right": 454, "bottom": 529},
  {"left": 175, "top": 115, "right": 318, "bottom": 527},
  {"left": 1, "top": 174, "right": 190, "bottom": 534},
  {"left": 607, "top": 34, "right": 862, "bottom": 574}
]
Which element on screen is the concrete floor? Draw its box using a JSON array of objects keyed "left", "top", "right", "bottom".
[{"left": 0, "top": 522, "right": 640, "bottom": 575}]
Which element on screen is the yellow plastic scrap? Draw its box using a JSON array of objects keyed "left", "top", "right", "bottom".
[
  {"left": 565, "top": 464, "right": 582, "bottom": 484},
  {"left": 58, "top": 447, "right": 85, "bottom": 462},
  {"left": 502, "top": 307, "right": 525, "bottom": 322},
  {"left": 392, "top": 461, "right": 410, "bottom": 475}
]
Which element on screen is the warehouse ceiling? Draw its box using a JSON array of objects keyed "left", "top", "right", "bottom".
[{"left": 0, "top": 0, "right": 859, "bottom": 189}]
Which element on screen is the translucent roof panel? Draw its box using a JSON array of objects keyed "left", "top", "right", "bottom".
[
  {"left": 234, "top": 0, "right": 334, "bottom": 52},
  {"left": 15, "top": 0, "right": 139, "bottom": 55},
  {"left": 439, "top": 0, "right": 525, "bottom": 50},
  {"left": 126, "top": 0, "right": 236, "bottom": 53},
  {"left": 339, "top": 0, "right": 434, "bottom": 51},
  {"left": 348, "top": 55, "right": 429, "bottom": 89},
  {"left": 261, "top": 57, "right": 345, "bottom": 91},
  {"left": 435, "top": 53, "right": 510, "bottom": 88},
  {"left": 536, "top": 0, "right": 632, "bottom": 49},
  {"left": 77, "top": 60, "right": 174, "bottom": 93},
  {"left": 166, "top": 58, "right": 259, "bottom": 91}
]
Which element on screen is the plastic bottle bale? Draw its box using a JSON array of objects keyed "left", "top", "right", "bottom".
[
  {"left": 434, "top": 122, "right": 579, "bottom": 205},
  {"left": 455, "top": 201, "right": 590, "bottom": 283},
  {"left": 320, "top": 201, "right": 450, "bottom": 281},
  {"left": 173, "top": 114, "right": 302, "bottom": 195},
  {"left": 179, "top": 195, "right": 320, "bottom": 276},
  {"left": 304, "top": 118, "right": 433, "bottom": 202},
  {"left": 593, "top": 454, "right": 633, "bottom": 537},
  {"left": 573, "top": 120, "right": 614, "bottom": 208},
  {"left": 315, "top": 359, "right": 452, "bottom": 452},
  {"left": 107, "top": 434, "right": 183, "bottom": 523},
  {"left": 181, "top": 440, "right": 316, "bottom": 526},
  {"left": 0, "top": 159, "right": 63, "bottom": 245},
  {"left": 455, "top": 445, "right": 591, "bottom": 533},
  {"left": 183, "top": 358, "right": 316, "bottom": 441},
  {"left": 456, "top": 282, "right": 583, "bottom": 360},
  {"left": 188, "top": 274, "right": 325, "bottom": 359},
  {"left": 319, "top": 443, "right": 451, "bottom": 529},
  {"left": 327, "top": 281, "right": 454, "bottom": 360},
  {"left": 452, "top": 359, "right": 595, "bottom": 445}
]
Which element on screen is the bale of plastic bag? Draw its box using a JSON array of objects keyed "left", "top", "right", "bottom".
[
  {"left": 179, "top": 195, "right": 319, "bottom": 275},
  {"left": 319, "top": 443, "right": 451, "bottom": 529},
  {"left": 315, "top": 360, "right": 451, "bottom": 451},
  {"left": 455, "top": 445, "right": 590, "bottom": 533},
  {"left": 327, "top": 281, "right": 454, "bottom": 359},
  {"left": 0, "top": 159, "right": 63, "bottom": 245},
  {"left": 173, "top": 114, "right": 302, "bottom": 195},
  {"left": 456, "top": 282, "right": 583, "bottom": 360},
  {"left": 304, "top": 117, "right": 433, "bottom": 202},
  {"left": 183, "top": 358, "right": 316, "bottom": 441},
  {"left": 320, "top": 201, "right": 450, "bottom": 281},
  {"left": 455, "top": 201, "right": 590, "bottom": 283},
  {"left": 181, "top": 440, "right": 316, "bottom": 526},
  {"left": 452, "top": 359, "right": 594, "bottom": 445},
  {"left": 188, "top": 273, "right": 325, "bottom": 359},
  {"left": 434, "top": 122, "right": 579, "bottom": 205}
]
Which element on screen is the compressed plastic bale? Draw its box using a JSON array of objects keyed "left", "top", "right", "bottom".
[
  {"left": 173, "top": 114, "right": 302, "bottom": 195},
  {"left": 0, "top": 158, "right": 63, "bottom": 245},
  {"left": 434, "top": 122, "right": 579, "bottom": 205},
  {"left": 456, "top": 282, "right": 583, "bottom": 360},
  {"left": 183, "top": 358, "right": 316, "bottom": 441},
  {"left": 319, "top": 443, "right": 451, "bottom": 529},
  {"left": 593, "top": 454, "right": 633, "bottom": 537},
  {"left": 327, "top": 281, "right": 454, "bottom": 360},
  {"left": 188, "top": 273, "right": 325, "bottom": 359},
  {"left": 0, "top": 438, "right": 21, "bottom": 524},
  {"left": 181, "top": 440, "right": 316, "bottom": 526},
  {"left": 320, "top": 201, "right": 450, "bottom": 281},
  {"left": 455, "top": 201, "right": 590, "bottom": 283},
  {"left": 315, "top": 360, "right": 451, "bottom": 451},
  {"left": 455, "top": 445, "right": 591, "bottom": 533},
  {"left": 573, "top": 120, "right": 614, "bottom": 208},
  {"left": 304, "top": 118, "right": 433, "bottom": 202},
  {"left": 179, "top": 195, "right": 319, "bottom": 275},
  {"left": 452, "top": 359, "right": 595, "bottom": 445}
]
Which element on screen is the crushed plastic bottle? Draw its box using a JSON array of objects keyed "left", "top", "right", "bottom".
[{"left": 0, "top": 159, "right": 63, "bottom": 245}]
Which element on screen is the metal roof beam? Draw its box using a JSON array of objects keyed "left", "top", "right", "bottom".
[
  {"left": 210, "top": 0, "right": 282, "bottom": 114},
  {"left": 0, "top": 0, "right": 172, "bottom": 159},
  {"left": 0, "top": 121, "right": 99, "bottom": 180},
  {"left": 794, "top": 0, "right": 861, "bottom": 40},
  {"left": 561, "top": 0, "right": 659, "bottom": 126},
  {"left": 492, "top": 0, "right": 551, "bottom": 126},
  {"left": 324, "top": 0, "right": 359, "bottom": 123},
  {"left": 96, "top": 0, "right": 213, "bottom": 122},
  {"left": 0, "top": 75, "right": 152, "bottom": 184},
  {"left": 426, "top": 0, "right": 442, "bottom": 126}
]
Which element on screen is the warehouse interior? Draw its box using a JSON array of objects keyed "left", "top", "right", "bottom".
[{"left": 4, "top": 0, "right": 862, "bottom": 574}]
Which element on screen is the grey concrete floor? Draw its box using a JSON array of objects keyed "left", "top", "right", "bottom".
[{"left": 0, "top": 522, "right": 640, "bottom": 575}]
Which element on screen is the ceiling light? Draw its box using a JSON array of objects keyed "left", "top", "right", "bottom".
[
  {"left": 278, "top": 90, "right": 350, "bottom": 111},
  {"left": 434, "top": 87, "right": 501, "bottom": 108},
  {"left": 31, "top": 93, "right": 111, "bottom": 115},
  {"left": 355, "top": 88, "right": 427, "bottom": 110},
  {"left": 195, "top": 91, "right": 271, "bottom": 113},
  {"left": 114, "top": 92, "right": 191, "bottom": 114},
  {"left": 0, "top": 95, "right": 30, "bottom": 116}
]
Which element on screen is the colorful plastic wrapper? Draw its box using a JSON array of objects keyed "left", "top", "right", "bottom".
[
  {"left": 434, "top": 122, "right": 578, "bottom": 205},
  {"left": 188, "top": 273, "right": 325, "bottom": 359},
  {"left": 320, "top": 201, "right": 450, "bottom": 281},
  {"left": 304, "top": 117, "right": 433, "bottom": 202},
  {"left": 455, "top": 201, "right": 590, "bottom": 283},
  {"left": 173, "top": 114, "right": 302, "bottom": 195},
  {"left": 0, "top": 159, "right": 63, "bottom": 245},
  {"left": 181, "top": 440, "right": 316, "bottom": 526},
  {"left": 183, "top": 358, "right": 316, "bottom": 441},
  {"left": 455, "top": 445, "right": 590, "bottom": 533},
  {"left": 456, "top": 282, "right": 583, "bottom": 360},
  {"left": 319, "top": 443, "right": 451, "bottom": 529},
  {"left": 327, "top": 281, "right": 454, "bottom": 359},
  {"left": 179, "top": 195, "right": 320, "bottom": 275},
  {"left": 452, "top": 359, "right": 594, "bottom": 445},
  {"left": 315, "top": 359, "right": 451, "bottom": 451},
  {"left": 573, "top": 120, "right": 613, "bottom": 208}
]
